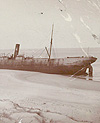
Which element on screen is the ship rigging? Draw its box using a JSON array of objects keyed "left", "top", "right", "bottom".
[{"left": 0, "top": 25, "right": 97, "bottom": 76}]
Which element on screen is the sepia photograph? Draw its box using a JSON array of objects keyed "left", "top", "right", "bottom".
[{"left": 0, "top": 0, "right": 100, "bottom": 123}]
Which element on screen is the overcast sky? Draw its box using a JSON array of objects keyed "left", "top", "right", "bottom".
[{"left": 0, "top": 0, "right": 100, "bottom": 49}]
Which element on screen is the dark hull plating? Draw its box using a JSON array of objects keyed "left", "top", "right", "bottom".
[{"left": 0, "top": 56, "right": 97, "bottom": 75}]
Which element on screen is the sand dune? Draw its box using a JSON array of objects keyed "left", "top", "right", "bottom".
[{"left": 0, "top": 70, "right": 100, "bottom": 123}]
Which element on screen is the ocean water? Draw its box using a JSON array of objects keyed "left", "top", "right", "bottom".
[{"left": 0, "top": 47, "right": 100, "bottom": 81}]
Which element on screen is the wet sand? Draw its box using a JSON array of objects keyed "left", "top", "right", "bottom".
[{"left": 0, "top": 70, "right": 100, "bottom": 123}]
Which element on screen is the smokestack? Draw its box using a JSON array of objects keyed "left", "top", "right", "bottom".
[{"left": 14, "top": 44, "right": 20, "bottom": 59}]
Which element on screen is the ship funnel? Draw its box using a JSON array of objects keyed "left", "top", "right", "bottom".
[{"left": 14, "top": 44, "right": 20, "bottom": 59}]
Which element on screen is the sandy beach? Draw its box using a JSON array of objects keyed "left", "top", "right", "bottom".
[
  {"left": 0, "top": 0, "right": 100, "bottom": 122},
  {"left": 0, "top": 69, "right": 100, "bottom": 123}
]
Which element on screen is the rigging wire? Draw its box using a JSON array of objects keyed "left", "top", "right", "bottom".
[
  {"left": 37, "top": 48, "right": 46, "bottom": 58},
  {"left": 33, "top": 43, "right": 50, "bottom": 58},
  {"left": 52, "top": 47, "right": 57, "bottom": 58},
  {"left": 32, "top": 48, "right": 44, "bottom": 56}
]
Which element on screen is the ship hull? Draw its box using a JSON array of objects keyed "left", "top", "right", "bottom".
[
  {"left": 0, "top": 56, "right": 97, "bottom": 75},
  {"left": 0, "top": 64, "right": 87, "bottom": 75}
]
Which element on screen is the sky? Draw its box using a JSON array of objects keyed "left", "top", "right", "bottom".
[{"left": 0, "top": 0, "right": 100, "bottom": 49}]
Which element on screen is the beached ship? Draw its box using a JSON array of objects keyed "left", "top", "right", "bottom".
[{"left": 0, "top": 26, "right": 97, "bottom": 76}]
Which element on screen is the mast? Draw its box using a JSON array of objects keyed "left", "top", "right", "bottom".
[
  {"left": 45, "top": 24, "right": 54, "bottom": 61},
  {"left": 49, "top": 24, "right": 54, "bottom": 61}
]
